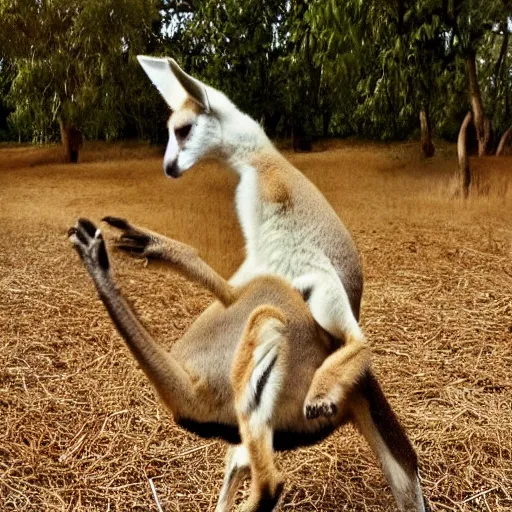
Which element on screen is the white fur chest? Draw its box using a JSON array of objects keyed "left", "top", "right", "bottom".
[
  {"left": 233, "top": 166, "right": 332, "bottom": 284},
  {"left": 256, "top": 208, "right": 332, "bottom": 279},
  {"left": 235, "top": 167, "right": 260, "bottom": 257}
]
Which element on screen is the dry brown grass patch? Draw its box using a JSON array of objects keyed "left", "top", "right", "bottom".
[{"left": 1, "top": 141, "right": 511, "bottom": 511}]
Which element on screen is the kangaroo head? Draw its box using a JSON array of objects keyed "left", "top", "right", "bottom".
[{"left": 137, "top": 56, "right": 261, "bottom": 178}]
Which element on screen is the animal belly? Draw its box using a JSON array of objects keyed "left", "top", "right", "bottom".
[
  {"left": 176, "top": 419, "right": 339, "bottom": 450},
  {"left": 170, "top": 301, "right": 244, "bottom": 412},
  {"left": 168, "top": 279, "right": 335, "bottom": 446}
]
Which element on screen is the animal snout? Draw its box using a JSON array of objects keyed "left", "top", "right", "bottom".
[{"left": 164, "top": 160, "right": 181, "bottom": 179}]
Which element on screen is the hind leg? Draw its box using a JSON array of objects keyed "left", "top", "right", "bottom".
[
  {"left": 231, "top": 306, "right": 289, "bottom": 512},
  {"left": 293, "top": 272, "right": 371, "bottom": 420},
  {"left": 215, "top": 445, "right": 250, "bottom": 512}
]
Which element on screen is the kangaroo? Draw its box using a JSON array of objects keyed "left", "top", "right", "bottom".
[
  {"left": 68, "top": 217, "right": 428, "bottom": 511},
  {"left": 136, "top": 55, "right": 369, "bottom": 421}
]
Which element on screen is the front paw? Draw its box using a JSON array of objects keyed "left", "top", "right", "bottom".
[
  {"left": 102, "top": 216, "right": 153, "bottom": 257},
  {"left": 304, "top": 379, "right": 345, "bottom": 420},
  {"left": 68, "top": 218, "right": 110, "bottom": 272},
  {"left": 304, "top": 394, "right": 338, "bottom": 420}
]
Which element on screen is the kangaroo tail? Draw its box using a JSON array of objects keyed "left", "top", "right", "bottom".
[{"left": 350, "top": 371, "right": 430, "bottom": 511}]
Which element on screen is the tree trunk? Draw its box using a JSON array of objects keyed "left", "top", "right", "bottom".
[
  {"left": 322, "top": 111, "right": 332, "bottom": 138},
  {"left": 465, "top": 51, "right": 490, "bottom": 156},
  {"left": 490, "top": 22, "right": 509, "bottom": 118},
  {"left": 59, "top": 120, "right": 83, "bottom": 163},
  {"left": 457, "top": 112, "right": 473, "bottom": 198},
  {"left": 292, "top": 124, "right": 312, "bottom": 152},
  {"left": 506, "top": 79, "right": 510, "bottom": 122},
  {"left": 496, "top": 125, "right": 512, "bottom": 156},
  {"left": 419, "top": 107, "right": 435, "bottom": 158},
  {"left": 264, "top": 113, "right": 281, "bottom": 138}
]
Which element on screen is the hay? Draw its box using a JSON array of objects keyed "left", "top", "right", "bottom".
[{"left": 0, "top": 141, "right": 511, "bottom": 511}]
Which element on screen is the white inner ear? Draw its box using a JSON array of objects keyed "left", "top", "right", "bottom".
[
  {"left": 137, "top": 55, "right": 188, "bottom": 111},
  {"left": 168, "top": 59, "right": 210, "bottom": 112}
]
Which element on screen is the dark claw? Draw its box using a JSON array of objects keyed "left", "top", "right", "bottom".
[
  {"left": 115, "top": 243, "right": 146, "bottom": 255},
  {"left": 78, "top": 218, "right": 97, "bottom": 238},
  {"left": 74, "top": 226, "right": 89, "bottom": 245},
  {"left": 120, "top": 232, "right": 150, "bottom": 245},
  {"left": 305, "top": 405, "right": 320, "bottom": 420},
  {"left": 97, "top": 238, "right": 110, "bottom": 270},
  {"left": 69, "top": 219, "right": 109, "bottom": 270},
  {"left": 102, "top": 216, "right": 131, "bottom": 230},
  {"left": 305, "top": 401, "right": 337, "bottom": 420}
]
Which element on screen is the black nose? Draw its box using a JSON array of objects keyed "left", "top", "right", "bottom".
[{"left": 164, "top": 160, "right": 181, "bottom": 178}]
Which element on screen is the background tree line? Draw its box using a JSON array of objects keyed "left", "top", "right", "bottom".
[{"left": 0, "top": 0, "right": 511, "bottom": 161}]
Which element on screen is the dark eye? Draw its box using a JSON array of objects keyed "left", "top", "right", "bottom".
[{"left": 175, "top": 124, "right": 192, "bottom": 140}]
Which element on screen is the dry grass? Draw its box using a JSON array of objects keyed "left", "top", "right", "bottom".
[{"left": 0, "top": 140, "right": 511, "bottom": 511}]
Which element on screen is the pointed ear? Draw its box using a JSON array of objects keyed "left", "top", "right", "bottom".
[
  {"left": 137, "top": 55, "right": 188, "bottom": 111},
  {"left": 168, "top": 59, "right": 211, "bottom": 112}
]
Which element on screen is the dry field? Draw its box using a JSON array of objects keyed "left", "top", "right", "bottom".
[{"left": 0, "top": 141, "right": 511, "bottom": 511}]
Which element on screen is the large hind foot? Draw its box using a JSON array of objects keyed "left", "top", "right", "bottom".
[{"left": 68, "top": 218, "right": 110, "bottom": 275}]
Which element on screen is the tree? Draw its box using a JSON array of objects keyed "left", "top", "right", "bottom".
[
  {"left": 0, "top": 60, "right": 14, "bottom": 141},
  {"left": 479, "top": 17, "right": 512, "bottom": 151},
  {"left": 287, "top": 0, "right": 361, "bottom": 144},
  {"left": 440, "top": 0, "right": 511, "bottom": 156},
  {"left": 1, "top": 0, "right": 510, "bottom": 153},
  {"left": 170, "top": 0, "right": 290, "bottom": 137},
  {"left": 458, "top": 111, "right": 473, "bottom": 197},
  {"left": 0, "top": 0, "right": 160, "bottom": 161},
  {"left": 305, "top": 1, "right": 449, "bottom": 155},
  {"left": 496, "top": 124, "right": 512, "bottom": 155},
  {"left": 164, "top": 0, "right": 353, "bottom": 148}
]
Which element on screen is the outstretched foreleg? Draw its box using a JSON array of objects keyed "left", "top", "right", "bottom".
[
  {"left": 230, "top": 306, "right": 288, "bottom": 512},
  {"left": 103, "top": 216, "right": 234, "bottom": 306},
  {"left": 68, "top": 218, "right": 204, "bottom": 420}
]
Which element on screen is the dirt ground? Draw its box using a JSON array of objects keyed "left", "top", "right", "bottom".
[{"left": 0, "top": 140, "right": 511, "bottom": 511}]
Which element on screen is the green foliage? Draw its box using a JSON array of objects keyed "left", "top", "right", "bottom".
[
  {"left": 0, "top": 0, "right": 161, "bottom": 142},
  {"left": 0, "top": 60, "right": 15, "bottom": 140},
  {"left": 172, "top": 0, "right": 290, "bottom": 134},
  {"left": 0, "top": 0, "right": 511, "bottom": 144}
]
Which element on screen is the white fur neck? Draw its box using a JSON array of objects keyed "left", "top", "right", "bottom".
[
  {"left": 216, "top": 109, "right": 271, "bottom": 263},
  {"left": 219, "top": 109, "right": 273, "bottom": 175}
]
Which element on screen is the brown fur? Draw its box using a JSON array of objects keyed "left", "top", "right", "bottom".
[
  {"left": 72, "top": 218, "right": 425, "bottom": 511},
  {"left": 251, "top": 153, "right": 292, "bottom": 206},
  {"left": 242, "top": 425, "right": 283, "bottom": 512},
  {"left": 110, "top": 218, "right": 235, "bottom": 306},
  {"left": 183, "top": 97, "right": 202, "bottom": 113},
  {"left": 230, "top": 326, "right": 255, "bottom": 400},
  {"left": 168, "top": 99, "right": 201, "bottom": 136},
  {"left": 305, "top": 335, "right": 371, "bottom": 415}
]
